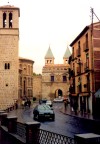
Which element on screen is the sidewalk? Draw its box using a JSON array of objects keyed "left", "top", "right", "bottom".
[{"left": 60, "top": 105, "right": 100, "bottom": 121}]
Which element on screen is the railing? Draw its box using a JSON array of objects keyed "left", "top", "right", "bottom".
[
  {"left": 1, "top": 112, "right": 100, "bottom": 144},
  {"left": 38, "top": 129, "right": 75, "bottom": 144}
]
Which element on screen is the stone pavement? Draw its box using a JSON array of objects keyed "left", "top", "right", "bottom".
[
  {"left": 60, "top": 104, "right": 100, "bottom": 122},
  {"left": 6, "top": 102, "right": 100, "bottom": 123}
]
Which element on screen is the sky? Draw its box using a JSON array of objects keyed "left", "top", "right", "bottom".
[{"left": 0, "top": 0, "right": 100, "bottom": 74}]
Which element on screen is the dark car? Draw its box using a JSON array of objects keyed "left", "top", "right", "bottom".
[{"left": 33, "top": 104, "right": 55, "bottom": 121}]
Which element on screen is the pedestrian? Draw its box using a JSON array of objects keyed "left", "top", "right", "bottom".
[
  {"left": 15, "top": 101, "right": 18, "bottom": 109},
  {"left": 64, "top": 99, "right": 68, "bottom": 111},
  {"left": 81, "top": 100, "right": 85, "bottom": 115},
  {"left": 73, "top": 100, "right": 78, "bottom": 115}
]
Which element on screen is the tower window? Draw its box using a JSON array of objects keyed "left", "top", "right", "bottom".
[
  {"left": 3, "top": 12, "right": 7, "bottom": 28},
  {"left": 63, "top": 76, "right": 67, "bottom": 82},
  {"left": 5, "top": 63, "right": 10, "bottom": 69},
  {"left": 51, "top": 76, "right": 54, "bottom": 82},
  {"left": 9, "top": 13, "right": 13, "bottom": 28}
]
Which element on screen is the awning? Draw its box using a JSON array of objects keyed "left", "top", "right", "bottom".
[{"left": 94, "top": 89, "right": 100, "bottom": 98}]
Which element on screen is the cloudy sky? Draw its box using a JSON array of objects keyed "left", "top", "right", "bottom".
[{"left": 0, "top": 0, "right": 100, "bottom": 73}]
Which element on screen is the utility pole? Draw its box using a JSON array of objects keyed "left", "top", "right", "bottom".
[
  {"left": 90, "top": 7, "right": 100, "bottom": 114},
  {"left": 90, "top": 7, "right": 94, "bottom": 94}
]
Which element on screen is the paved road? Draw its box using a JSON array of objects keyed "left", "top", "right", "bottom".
[
  {"left": 11, "top": 103, "right": 96, "bottom": 138},
  {"left": 6, "top": 102, "right": 100, "bottom": 138}
]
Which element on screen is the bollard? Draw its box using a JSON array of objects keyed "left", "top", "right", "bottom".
[
  {"left": 7, "top": 116, "right": 17, "bottom": 133},
  {"left": 0, "top": 113, "right": 8, "bottom": 126},
  {"left": 25, "top": 121, "right": 41, "bottom": 144},
  {"left": 74, "top": 133, "right": 100, "bottom": 144}
]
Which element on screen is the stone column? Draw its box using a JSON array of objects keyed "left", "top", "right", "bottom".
[
  {"left": 0, "top": 112, "right": 8, "bottom": 126},
  {"left": 25, "top": 121, "right": 40, "bottom": 144},
  {"left": 7, "top": 116, "right": 17, "bottom": 133},
  {"left": 74, "top": 133, "right": 100, "bottom": 144}
]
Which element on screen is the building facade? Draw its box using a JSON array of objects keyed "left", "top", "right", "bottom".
[
  {"left": 0, "top": 5, "right": 20, "bottom": 110},
  {"left": 18, "top": 58, "right": 34, "bottom": 105},
  {"left": 42, "top": 46, "right": 71, "bottom": 100},
  {"left": 69, "top": 22, "right": 100, "bottom": 114},
  {"left": 33, "top": 75, "right": 42, "bottom": 100}
]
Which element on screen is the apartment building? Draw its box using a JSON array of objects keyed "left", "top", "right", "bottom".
[
  {"left": 69, "top": 22, "right": 100, "bottom": 115},
  {"left": 18, "top": 58, "right": 34, "bottom": 105}
]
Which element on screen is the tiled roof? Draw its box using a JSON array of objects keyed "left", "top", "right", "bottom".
[
  {"left": 63, "top": 46, "right": 72, "bottom": 58},
  {"left": 45, "top": 46, "right": 54, "bottom": 59}
]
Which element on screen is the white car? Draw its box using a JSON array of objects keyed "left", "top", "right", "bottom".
[
  {"left": 46, "top": 100, "right": 53, "bottom": 107},
  {"left": 53, "top": 97, "right": 63, "bottom": 103}
]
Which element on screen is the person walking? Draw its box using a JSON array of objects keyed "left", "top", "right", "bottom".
[
  {"left": 64, "top": 99, "right": 68, "bottom": 111},
  {"left": 73, "top": 100, "right": 78, "bottom": 115}
]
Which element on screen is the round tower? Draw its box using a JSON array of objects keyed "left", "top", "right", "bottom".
[{"left": 45, "top": 46, "right": 55, "bottom": 66}]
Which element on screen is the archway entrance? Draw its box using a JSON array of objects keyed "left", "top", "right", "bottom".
[{"left": 55, "top": 89, "right": 63, "bottom": 98}]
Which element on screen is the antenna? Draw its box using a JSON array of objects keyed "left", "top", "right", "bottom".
[{"left": 90, "top": 7, "right": 100, "bottom": 22}]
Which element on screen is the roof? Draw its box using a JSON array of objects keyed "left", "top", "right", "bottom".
[
  {"left": 45, "top": 46, "right": 54, "bottom": 59},
  {"left": 70, "top": 22, "right": 100, "bottom": 46},
  {"left": 63, "top": 47, "right": 72, "bottom": 58},
  {"left": 19, "top": 57, "right": 34, "bottom": 63},
  {"left": 70, "top": 26, "right": 89, "bottom": 46},
  {"left": 0, "top": 5, "right": 20, "bottom": 17}
]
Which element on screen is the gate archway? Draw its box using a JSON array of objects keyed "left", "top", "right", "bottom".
[{"left": 55, "top": 89, "right": 63, "bottom": 98}]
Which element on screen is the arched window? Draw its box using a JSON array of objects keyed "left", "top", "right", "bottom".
[
  {"left": 4, "top": 63, "right": 10, "bottom": 70},
  {"left": 3, "top": 12, "right": 7, "bottom": 28},
  {"left": 8, "top": 63, "right": 10, "bottom": 69},
  {"left": 9, "top": 13, "right": 13, "bottom": 28},
  {"left": 5, "top": 63, "right": 7, "bottom": 69}
]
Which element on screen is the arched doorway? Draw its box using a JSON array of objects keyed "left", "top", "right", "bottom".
[{"left": 55, "top": 89, "right": 63, "bottom": 98}]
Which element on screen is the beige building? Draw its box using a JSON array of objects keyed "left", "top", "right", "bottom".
[
  {"left": 18, "top": 58, "right": 34, "bottom": 104},
  {"left": 0, "top": 5, "right": 20, "bottom": 110},
  {"left": 33, "top": 75, "right": 42, "bottom": 100},
  {"left": 42, "top": 46, "right": 71, "bottom": 100},
  {"left": 69, "top": 22, "right": 100, "bottom": 115}
]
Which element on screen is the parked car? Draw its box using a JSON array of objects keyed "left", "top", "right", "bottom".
[
  {"left": 39, "top": 98, "right": 47, "bottom": 104},
  {"left": 33, "top": 104, "right": 55, "bottom": 121},
  {"left": 53, "top": 97, "right": 64, "bottom": 103},
  {"left": 46, "top": 100, "right": 53, "bottom": 107}
]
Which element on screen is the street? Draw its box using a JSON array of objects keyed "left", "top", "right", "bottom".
[{"left": 21, "top": 102, "right": 96, "bottom": 138}]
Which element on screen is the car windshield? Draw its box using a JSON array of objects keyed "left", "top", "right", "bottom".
[{"left": 38, "top": 105, "right": 51, "bottom": 110}]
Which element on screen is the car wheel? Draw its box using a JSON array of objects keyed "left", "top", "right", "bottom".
[
  {"left": 34, "top": 114, "right": 37, "bottom": 120},
  {"left": 52, "top": 115, "right": 55, "bottom": 121},
  {"left": 37, "top": 114, "right": 39, "bottom": 120}
]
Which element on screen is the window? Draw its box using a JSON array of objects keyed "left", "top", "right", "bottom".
[
  {"left": 63, "top": 76, "right": 67, "bottom": 82},
  {"left": 86, "top": 33, "right": 88, "bottom": 48},
  {"left": 5, "top": 63, "right": 10, "bottom": 69},
  {"left": 50, "top": 60, "right": 52, "bottom": 63},
  {"left": 51, "top": 76, "right": 54, "bottom": 82},
  {"left": 3, "top": 12, "right": 7, "bottom": 28},
  {"left": 9, "top": 12, "right": 13, "bottom": 28}
]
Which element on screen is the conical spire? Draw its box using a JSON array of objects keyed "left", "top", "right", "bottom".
[
  {"left": 45, "top": 46, "right": 54, "bottom": 59},
  {"left": 63, "top": 46, "right": 72, "bottom": 59}
]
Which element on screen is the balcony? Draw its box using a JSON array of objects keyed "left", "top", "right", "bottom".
[
  {"left": 83, "top": 42, "right": 89, "bottom": 52},
  {"left": 84, "top": 83, "right": 90, "bottom": 92},
  {"left": 84, "top": 63, "right": 89, "bottom": 72},
  {"left": 77, "top": 66, "right": 81, "bottom": 74}
]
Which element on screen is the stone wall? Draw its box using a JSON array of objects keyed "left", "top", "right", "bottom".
[{"left": 33, "top": 75, "right": 42, "bottom": 100}]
